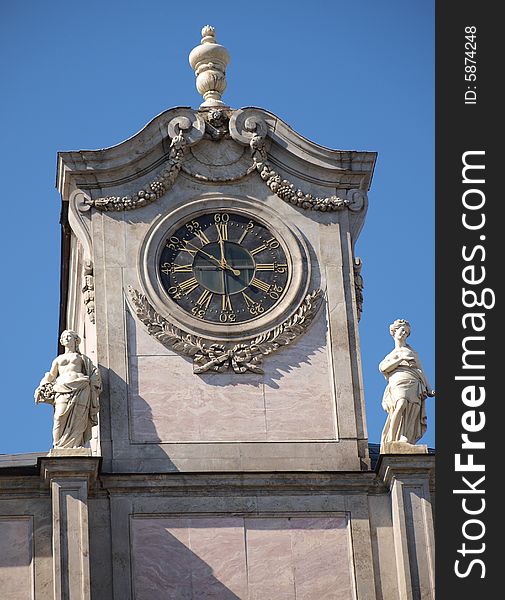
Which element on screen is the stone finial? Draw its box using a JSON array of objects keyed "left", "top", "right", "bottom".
[{"left": 189, "top": 25, "right": 230, "bottom": 108}]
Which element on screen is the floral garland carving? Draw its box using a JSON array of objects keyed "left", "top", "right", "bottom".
[
  {"left": 249, "top": 133, "right": 364, "bottom": 212},
  {"left": 84, "top": 132, "right": 187, "bottom": 211},
  {"left": 353, "top": 257, "right": 364, "bottom": 321},
  {"left": 82, "top": 260, "right": 95, "bottom": 323},
  {"left": 128, "top": 286, "right": 323, "bottom": 374}
]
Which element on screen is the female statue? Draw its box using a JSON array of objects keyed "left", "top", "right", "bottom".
[
  {"left": 35, "top": 330, "right": 101, "bottom": 449},
  {"left": 379, "top": 319, "right": 435, "bottom": 451}
]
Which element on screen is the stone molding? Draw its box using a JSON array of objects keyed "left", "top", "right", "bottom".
[
  {"left": 39, "top": 457, "right": 101, "bottom": 489},
  {"left": 99, "top": 470, "right": 380, "bottom": 496},
  {"left": 377, "top": 454, "right": 435, "bottom": 486},
  {"left": 128, "top": 286, "right": 323, "bottom": 374}
]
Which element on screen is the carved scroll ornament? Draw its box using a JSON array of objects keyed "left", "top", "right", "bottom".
[{"left": 128, "top": 286, "right": 323, "bottom": 374}]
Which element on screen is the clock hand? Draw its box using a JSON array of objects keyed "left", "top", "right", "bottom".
[
  {"left": 218, "top": 236, "right": 241, "bottom": 277},
  {"left": 218, "top": 234, "right": 226, "bottom": 265},
  {"left": 184, "top": 240, "right": 223, "bottom": 267},
  {"left": 184, "top": 239, "right": 241, "bottom": 276},
  {"left": 221, "top": 256, "right": 240, "bottom": 277}
]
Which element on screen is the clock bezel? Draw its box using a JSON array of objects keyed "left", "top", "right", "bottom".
[{"left": 138, "top": 195, "right": 311, "bottom": 342}]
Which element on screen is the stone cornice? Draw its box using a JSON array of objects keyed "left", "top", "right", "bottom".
[{"left": 98, "top": 471, "right": 381, "bottom": 496}]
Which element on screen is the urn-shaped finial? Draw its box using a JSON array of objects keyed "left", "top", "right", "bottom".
[{"left": 189, "top": 25, "right": 230, "bottom": 108}]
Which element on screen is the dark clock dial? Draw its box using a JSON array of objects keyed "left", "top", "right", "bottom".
[{"left": 158, "top": 212, "right": 290, "bottom": 323}]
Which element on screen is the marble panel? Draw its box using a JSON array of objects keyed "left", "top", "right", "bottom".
[
  {"left": 130, "top": 515, "right": 355, "bottom": 600},
  {"left": 0, "top": 517, "right": 34, "bottom": 600},
  {"left": 186, "top": 518, "right": 248, "bottom": 599},
  {"left": 126, "top": 309, "right": 177, "bottom": 357},
  {"left": 289, "top": 517, "right": 354, "bottom": 599},
  {"left": 129, "top": 356, "right": 266, "bottom": 442},
  {"left": 245, "top": 518, "right": 296, "bottom": 599},
  {"left": 263, "top": 314, "right": 337, "bottom": 440},
  {"left": 131, "top": 518, "right": 192, "bottom": 600},
  {"left": 131, "top": 517, "right": 247, "bottom": 600}
]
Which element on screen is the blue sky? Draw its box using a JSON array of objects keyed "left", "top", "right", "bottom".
[{"left": 0, "top": 0, "right": 434, "bottom": 454}]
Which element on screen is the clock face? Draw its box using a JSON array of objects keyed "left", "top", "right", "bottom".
[{"left": 158, "top": 212, "right": 290, "bottom": 323}]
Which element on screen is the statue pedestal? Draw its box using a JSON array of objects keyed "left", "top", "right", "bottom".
[
  {"left": 378, "top": 454, "right": 435, "bottom": 600},
  {"left": 39, "top": 457, "right": 100, "bottom": 600},
  {"left": 48, "top": 447, "right": 92, "bottom": 457},
  {"left": 381, "top": 441, "right": 428, "bottom": 455}
]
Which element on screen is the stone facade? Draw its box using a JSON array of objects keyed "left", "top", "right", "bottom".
[
  {"left": 0, "top": 31, "right": 435, "bottom": 598},
  {"left": 0, "top": 451, "right": 435, "bottom": 599}
]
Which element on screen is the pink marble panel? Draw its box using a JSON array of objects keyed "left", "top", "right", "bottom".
[
  {"left": 0, "top": 518, "right": 33, "bottom": 600},
  {"left": 263, "top": 316, "right": 337, "bottom": 440},
  {"left": 132, "top": 518, "right": 192, "bottom": 600},
  {"left": 289, "top": 517, "right": 354, "bottom": 599},
  {"left": 186, "top": 518, "right": 248, "bottom": 599},
  {"left": 131, "top": 516, "right": 354, "bottom": 600},
  {"left": 129, "top": 356, "right": 267, "bottom": 442},
  {"left": 131, "top": 517, "right": 247, "bottom": 599},
  {"left": 245, "top": 518, "right": 296, "bottom": 600}
]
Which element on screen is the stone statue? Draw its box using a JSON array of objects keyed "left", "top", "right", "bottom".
[
  {"left": 35, "top": 330, "right": 101, "bottom": 449},
  {"left": 379, "top": 319, "right": 435, "bottom": 452}
]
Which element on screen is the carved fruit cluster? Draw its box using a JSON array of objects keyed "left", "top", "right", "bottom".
[
  {"left": 87, "top": 133, "right": 187, "bottom": 211},
  {"left": 250, "top": 134, "right": 350, "bottom": 212}
]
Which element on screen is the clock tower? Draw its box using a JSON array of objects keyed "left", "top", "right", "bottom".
[
  {"left": 59, "top": 27, "right": 375, "bottom": 476},
  {"left": 0, "top": 26, "right": 434, "bottom": 600}
]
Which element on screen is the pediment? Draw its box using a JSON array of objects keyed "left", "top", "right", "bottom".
[{"left": 57, "top": 106, "right": 376, "bottom": 201}]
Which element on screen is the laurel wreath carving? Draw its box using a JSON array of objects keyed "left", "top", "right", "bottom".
[
  {"left": 84, "top": 132, "right": 188, "bottom": 211},
  {"left": 249, "top": 133, "right": 365, "bottom": 212},
  {"left": 128, "top": 286, "right": 323, "bottom": 374}
]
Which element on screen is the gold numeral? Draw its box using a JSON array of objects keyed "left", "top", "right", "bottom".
[
  {"left": 255, "top": 262, "right": 288, "bottom": 273},
  {"left": 216, "top": 222, "right": 228, "bottom": 241},
  {"left": 268, "top": 284, "right": 284, "bottom": 299},
  {"left": 250, "top": 277, "right": 271, "bottom": 293},
  {"left": 219, "top": 311, "right": 236, "bottom": 323},
  {"left": 242, "top": 292, "right": 265, "bottom": 315},
  {"left": 179, "top": 277, "right": 199, "bottom": 294},
  {"left": 196, "top": 289, "right": 213, "bottom": 310},
  {"left": 221, "top": 294, "right": 232, "bottom": 311},
  {"left": 250, "top": 244, "right": 267, "bottom": 256},
  {"left": 180, "top": 240, "right": 197, "bottom": 256},
  {"left": 238, "top": 221, "right": 254, "bottom": 244},
  {"left": 172, "top": 264, "right": 193, "bottom": 273},
  {"left": 194, "top": 229, "right": 211, "bottom": 246}
]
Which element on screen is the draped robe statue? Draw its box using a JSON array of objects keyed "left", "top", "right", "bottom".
[
  {"left": 35, "top": 330, "right": 101, "bottom": 449},
  {"left": 379, "top": 319, "right": 435, "bottom": 452}
]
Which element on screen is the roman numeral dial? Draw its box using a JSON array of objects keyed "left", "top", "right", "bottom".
[{"left": 158, "top": 211, "right": 290, "bottom": 324}]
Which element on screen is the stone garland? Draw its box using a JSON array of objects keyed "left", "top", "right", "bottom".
[
  {"left": 84, "top": 131, "right": 187, "bottom": 211},
  {"left": 353, "top": 257, "right": 364, "bottom": 321},
  {"left": 82, "top": 260, "right": 95, "bottom": 323},
  {"left": 128, "top": 286, "right": 323, "bottom": 374},
  {"left": 249, "top": 133, "right": 354, "bottom": 212}
]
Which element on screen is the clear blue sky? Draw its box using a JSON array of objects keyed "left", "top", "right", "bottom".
[{"left": 0, "top": 0, "right": 434, "bottom": 454}]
